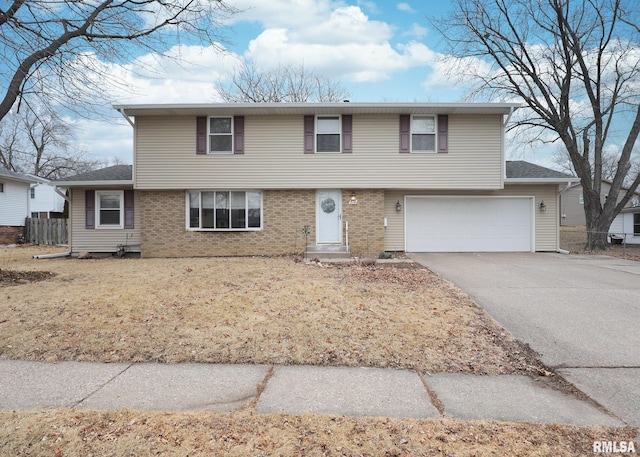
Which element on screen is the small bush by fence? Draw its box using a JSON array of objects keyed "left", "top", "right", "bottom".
[{"left": 24, "top": 217, "right": 68, "bottom": 246}]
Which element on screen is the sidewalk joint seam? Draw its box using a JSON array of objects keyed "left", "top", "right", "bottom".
[
  {"left": 71, "top": 362, "right": 134, "bottom": 409},
  {"left": 417, "top": 372, "right": 444, "bottom": 417}
]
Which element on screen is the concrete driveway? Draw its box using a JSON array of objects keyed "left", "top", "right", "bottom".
[{"left": 410, "top": 252, "right": 640, "bottom": 426}]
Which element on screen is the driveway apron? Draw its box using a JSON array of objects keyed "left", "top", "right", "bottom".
[{"left": 410, "top": 252, "right": 640, "bottom": 426}]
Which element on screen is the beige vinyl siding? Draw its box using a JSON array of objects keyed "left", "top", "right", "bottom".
[
  {"left": 384, "top": 184, "right": 559, "bottom": 252},
  {"left": 133, "top": 114, "right": 504, "bottom": 190},
  {"left": 69, "top": 188, "right": 141, "bottom": 253}
]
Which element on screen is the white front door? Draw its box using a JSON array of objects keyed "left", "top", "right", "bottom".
[{"left": 316, "top": 190, "right": 342, "bottom": 244}]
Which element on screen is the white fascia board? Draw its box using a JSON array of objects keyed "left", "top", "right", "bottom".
[
  {"left": 55, "top": 180, "right": 134, "bottom": 187},
  {"left": 505, "top": 178, "right": 580, "bottom": 184}
]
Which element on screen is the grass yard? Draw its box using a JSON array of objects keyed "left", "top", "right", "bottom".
[
  {"left": 560, "top": 225, "right": 640, "bottom": 261},
  {"left": 1, "top": 245, "right": 636, "bottom": 456}
]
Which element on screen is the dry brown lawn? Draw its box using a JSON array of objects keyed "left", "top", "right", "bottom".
[
  {"left": 560, "top": 226, "right": 640, "bottom": 261},
  {"left": 1, "top": 245, "right": 636, "bottom": 456},
  {"left": 2, "top": 245, "right": 539, "bottom": 375},
  {"left": 1, "top": 409, "right": 636, "bottom": 457}
]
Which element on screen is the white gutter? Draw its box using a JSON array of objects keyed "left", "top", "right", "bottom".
[
  {"left": 505, "top": 178, "right": 580, "bottom": 184},
  {"left": 119, "top": 108, "right": 135, "bottom": 128},
  {"left": 56, "top": 180, "right": 134, "bottom": 187}
]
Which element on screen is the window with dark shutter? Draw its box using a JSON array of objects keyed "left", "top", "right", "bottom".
[
  {"left": 399, "top": 115, "right": 410, "bottom": 153},
  {"left": 438, "top": 115, "right": 449, "bottom": 153},
  {"left": 234, "top": 116, "right": 244, "bottom": 154},
  {"left": 85, "top": 190, "right": 95, "bottom": 229},
  {"left": 196, "top": 117, "right": 207, "bottom": 155},
  {"left": 124, "top": 190, "right": 134, "bottom": 229},
  {"left": 304, "top": 115, "right": 315, "bottom": 153},
  {"left": 342, "top": 115, "right": 352, "bottom": 153}
]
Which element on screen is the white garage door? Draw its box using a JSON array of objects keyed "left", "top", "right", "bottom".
[{"left": 405, "top": 197, "right": 533, "bottom": 252}]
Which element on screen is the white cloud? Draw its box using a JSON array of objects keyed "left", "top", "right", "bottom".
[
  {"left": 397, "top": 3, "right": 416, "bottom": 13},
  {"left": 403, "top": 23, "right": 428, "bottom": 39}
]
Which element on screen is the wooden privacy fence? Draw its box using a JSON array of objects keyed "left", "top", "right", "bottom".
[{"left": 24, "top": 218, "right": 68, "bottom": 245}]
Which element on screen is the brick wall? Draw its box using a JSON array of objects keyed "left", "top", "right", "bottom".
[
  {"left": 342, "top": 189, "right": 385, "bottom": 257},
  {"left": 139, "top": 189, "right": 386, "bottom": 258},
  {"left": 0, "top": 226, "right": 23, "bottom": 245},
  {"left": 139, "top": 190, "right": 317, "bottom": 257}
]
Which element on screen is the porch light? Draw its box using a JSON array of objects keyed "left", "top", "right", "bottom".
[
  {"left": 349, "top": 191, "right": 358, "bottom": 204},
  {"left": 539, "top": 200, "right": 546, "bottom": 212},
  {"left": 396, "top": 200, "right": 402, "bottom": 211}
]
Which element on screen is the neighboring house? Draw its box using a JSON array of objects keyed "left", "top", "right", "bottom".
[
  {"left": 610, "top": 206, "right": 640, "bottom": 245},
  {"left": 0, "top": 168, "right": 38, "bottom": 244},
  {"left": 28, "top": 178, "right": 66, "bottom": 219},
  {"left": 560, "top": 181, "right": 640, "bottom": 226},
  {"left": 56, "top": 102, "right": 578, "bottom": 257}
]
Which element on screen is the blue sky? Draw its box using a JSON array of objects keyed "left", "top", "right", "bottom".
[{"left": 71, "top": 1, "right": 520, "bottom": 165}]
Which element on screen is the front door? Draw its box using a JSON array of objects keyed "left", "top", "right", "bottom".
[{"left": 316, "top": 190, "right": 342, "bottom": 244}]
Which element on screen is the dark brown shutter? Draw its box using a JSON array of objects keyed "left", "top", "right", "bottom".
[
  {"left": 399, "top": 115, "right": 410, "bottom": 153},
  {"left": 342, "top": 115, "right": 352, "bottom": 153},
  {"left": 233, "top": 116, "right": 244, "bottom": 154},
  {"left": 438, "top": 115, "right": 449, "bottom": 153},
  {"left": 196, "top": 116, "right": 207, "bottom": 155},
  {"left": 85, "top": 190, "right": 95, "bottom": 229},
  {"left": 124, "top": 190, "right": 134, "bottom": 229},
  {"left": 304, "top": 115, "right": 315, "bottom": 154}
]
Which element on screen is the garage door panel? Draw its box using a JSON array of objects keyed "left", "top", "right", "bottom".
[{"left": 406, "top": 197, "right": 533, "bottom": 252}]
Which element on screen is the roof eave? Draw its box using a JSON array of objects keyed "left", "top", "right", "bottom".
[
  {"left": 54, "top": 180, "right": 134, "bottom": 188},
  {"left": 505, "top": 178, "right": 579, "bottom": 184}
]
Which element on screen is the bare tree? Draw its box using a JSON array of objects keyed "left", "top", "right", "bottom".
[
  {"left": 0, "top": 106, "right": 103, "bottom": 179},
  {"left": 433, "top": 0, "right": 640, "bottom": 249},
  {"left": 0, "top": 0, "right": 237, "bottom": 121},
  {"left": 219, "top": 62, "right": 351, "bottom": 103}
]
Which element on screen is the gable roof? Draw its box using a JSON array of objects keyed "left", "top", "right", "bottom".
[
  {"left": 505, "top": 161, "right": 577, "bottom": 183},
  {"left": 0, "top": 168, "right": 38, "bottom": 184},
  {"left": 56, "top": 165, "right": 133, "bottom": 187}
]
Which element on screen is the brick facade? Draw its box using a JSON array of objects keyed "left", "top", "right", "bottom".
[
  {"left": 139, "top": 189, "right": 385, "bottom": 258},
  {"left": 342, "top": 189, "right": 385, "bottom": 257},
  {"left": 0, "top": 226, "right": 23, "bottom": 245}
]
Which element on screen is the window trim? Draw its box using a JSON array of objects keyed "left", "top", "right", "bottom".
[
  {"left": 315, "top": 115, "right": 342, "bottom": 153},
  {"left": 0, "top": 182, "right": 4, "bottom": 193},
  {"left": 96, "top": 190, "right": 124, "bottom": 229},
  {"left": 634, "top": 213, "right": 640, "bottom": 237},
  {"left": 208, "top": 116, "right": 234, "bottom": 154},
  {"left": 411, "top": 114, "right": 437, "bottom": 153},
  {"left": 186, "top": 190, "right": 263, "bottom": 231}
]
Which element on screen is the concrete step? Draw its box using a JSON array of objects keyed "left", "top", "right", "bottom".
[{"left": 305, "top": 245, "right": 350, "bottom": 259}]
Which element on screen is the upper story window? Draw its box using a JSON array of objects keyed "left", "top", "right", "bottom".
[
  {"left": 30, "top": 187, "right": 35, "bottom": 199},
  {"left": 400, "top": 114, "right": 448, "bottom": 153},
  {"left": 316, "top": 116, "right": 341, "bottom": 153},
  {"left": 634, "top": 213, "right": 640, "bottom": 236},
  {"left": 209, "top": 117, "right": 233, "bottom": 153},
  {"left": 411, "top": 115, "right": 436, "bottom": 152},
  {"left": 96, "top": 190, "right": 124, "bottom": 228},
  {"left": 0, "top": 182, "right": 4, "bottom": 193}
]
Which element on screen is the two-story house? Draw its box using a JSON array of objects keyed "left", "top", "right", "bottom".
[{"left": 57, "top": 102, "right": 576, "bottom": 257}]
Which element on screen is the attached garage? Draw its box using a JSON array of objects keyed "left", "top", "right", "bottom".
[{"left": 405, "top": 196, "right": 534, "bottom": 252}]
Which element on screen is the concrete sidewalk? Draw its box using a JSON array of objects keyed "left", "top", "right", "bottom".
[{"left": 0, "top": 360, "right": 624, "bottom": 426}]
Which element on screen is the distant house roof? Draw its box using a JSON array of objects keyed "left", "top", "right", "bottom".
[
  {"left": 505, "top": 161, "right": 577, "bottom": 183},
  {"left": 0, "top": 168, "right": 39, "bottom": 184},
  {"left": 56, "top": 165, "right": 133, "bottom": 187}
]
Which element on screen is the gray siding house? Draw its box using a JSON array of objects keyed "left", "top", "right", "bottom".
[{"left": 57, "top": 102, "right": 577, "bottom": 257}]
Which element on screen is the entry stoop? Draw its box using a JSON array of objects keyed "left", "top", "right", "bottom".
[{"left": 305, "top": 245, "right": 350, "bottom": 259}]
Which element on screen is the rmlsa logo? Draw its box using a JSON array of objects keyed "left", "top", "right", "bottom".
[{"left": 593, "top": 441, "right": 636, "bottom": 454}]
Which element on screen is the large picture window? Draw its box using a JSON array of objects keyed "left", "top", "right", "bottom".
[
  {"left": 188, "top": 191, "right": 262, "bottom": 230},
  {"left": 96, "top": 191, "right": 123, "bottom": 228}
]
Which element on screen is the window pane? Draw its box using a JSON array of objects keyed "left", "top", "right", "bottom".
[
  {"left": 202, "top": 192, "right": 214, "bottom": 229},
  {"left": 317, "top": 134, "right": 340, "bottom": 152},
  {"left": 247, "top": 192, "right": 261, "bottom": 228},
  {"left": 100, "top": 194, "right": 121, "bottom": 209},
  {"left": 634, "top": 214, "right": 640, "bottom": 235},
  {"left": 100, "top": 210, "right": 120, "bottom": 225},
  {"left": 189, "top": 192, "right": 200, "bottom": 228},
  {"left": 317, "top": 116, "right": 340, "bottom": 133},
  {"left": 412, "top": 134, "right": 435, "bottom": 151},
  {"left": 231, "top": 192, "right": 246, "bottom": 229},
  {"left": 216, "top": 192, "right": 229, "bottom": 229},
  {"left": 210, "top": 135, "right": 232, "bottom": 152},
  {"left": 210, "top": 117, "right": 231, "bottom": 134},
  {"left": 412, "top": 116, "right": 435, "bottom": 133}
]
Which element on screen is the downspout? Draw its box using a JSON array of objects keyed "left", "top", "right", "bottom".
[{"left": 118, "top": 108, "right": 135, "bottom": 128}]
